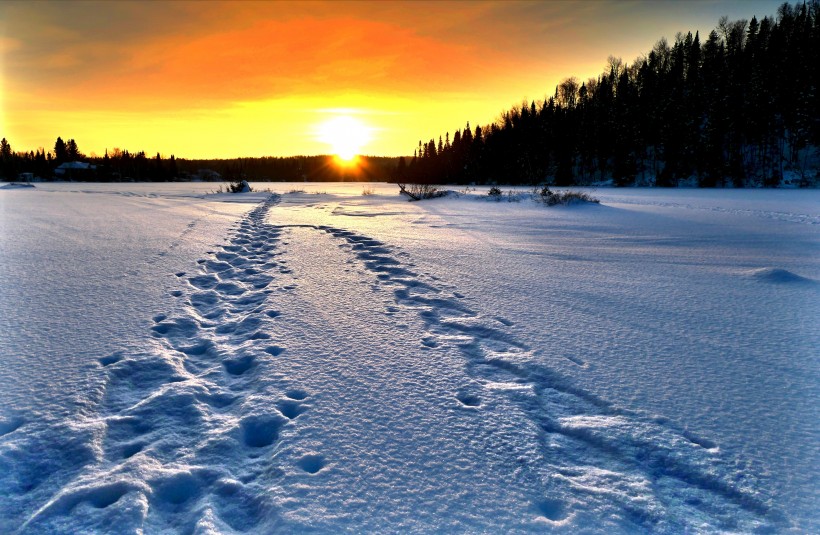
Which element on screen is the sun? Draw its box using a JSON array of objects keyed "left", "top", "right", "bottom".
[{"left": 317, "top": 115, "right": 372, "bottom": 162}]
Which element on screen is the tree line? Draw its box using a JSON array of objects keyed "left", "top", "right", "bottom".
[
  {"left": 401, "top": 1, "right": 819, "bottom": 187},
  {"left": 0, "top": 135, "right": 400, "bottom": 182}
]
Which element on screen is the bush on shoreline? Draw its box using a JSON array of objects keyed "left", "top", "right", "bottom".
[{"left": 536, "top": 186, "right": 599, "bottom": 205}]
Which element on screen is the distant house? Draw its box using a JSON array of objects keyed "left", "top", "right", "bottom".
[
  {"left": 18, "top": 172, "right": 35, "bottom": 182},
  {"left": 55, "top": 161, "right": 96, "bottom": 180}
]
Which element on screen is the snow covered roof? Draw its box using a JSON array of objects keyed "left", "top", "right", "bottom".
[{"left": 56, "top": 161, "right": 96, "bottom": 170}]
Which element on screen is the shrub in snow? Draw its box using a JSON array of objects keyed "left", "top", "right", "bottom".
[
  {"left": 537, "top": 186, "right": 599, "bottom": 206},
  {"left": 485, "top": 187, "right": 524, "bottom": 202},
  {"left": 397, "top": 183, "right": 447, "bottom": 201},
  {"left": 228, "top": 179, "right": 252, "bottom": 193}
]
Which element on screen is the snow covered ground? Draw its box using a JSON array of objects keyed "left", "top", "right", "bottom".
[{"left": 1, "top": 182, "right": 817, "bottom": 533}]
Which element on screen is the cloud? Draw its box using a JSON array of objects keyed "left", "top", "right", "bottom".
[{"left": 4, "top": 2, "right": 528, "bottom": 112}]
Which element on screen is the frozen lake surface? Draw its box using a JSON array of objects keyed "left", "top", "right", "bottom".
[{"left": 1, "top": 183, "right": 818, "bottom": 532}]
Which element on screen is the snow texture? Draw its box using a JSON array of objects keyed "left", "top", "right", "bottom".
[{"left": 1, "top": 183, "right": 818, "bottom": 533}]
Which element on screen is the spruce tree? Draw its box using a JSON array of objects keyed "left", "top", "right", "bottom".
[{"left": 54, "top": 137, "right": 67, "bottom": 164}]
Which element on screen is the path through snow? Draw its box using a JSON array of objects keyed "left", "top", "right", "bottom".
[{"left": 16, "top": 192, "right": 786, "bottom": 533}]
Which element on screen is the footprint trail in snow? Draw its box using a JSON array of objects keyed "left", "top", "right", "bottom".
[
  {"left": 25, "top": 195, "right": 303, "bottom": 533},
  {"left": 311, "top": 223, "right": 782, "bottom": 532},
  {"left": 24, "top": 194, "right": 782, "bottom": 533}
]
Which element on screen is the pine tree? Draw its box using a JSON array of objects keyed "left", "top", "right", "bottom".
[
  {"left": 54, "top": 137, "right": 67, "bottom": 164},
  {"left": 66, "top": 139, "right": 80, "bottom": 161},
  {"left": 0, "top": 138, "right": 12, "bottom": 179}
]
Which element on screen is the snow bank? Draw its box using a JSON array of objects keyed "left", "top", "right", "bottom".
[{"left": 746, "top": 267, "right": 814, "bottom": 284}]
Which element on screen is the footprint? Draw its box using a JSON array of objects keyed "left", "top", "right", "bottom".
[
  {"left": 120, "top": 441, "right": 144, "bottom": 459},
  {"left": 176, "top": 339, "right": 216, "bottom": 357},
  {"left": 216, "top": 282, "right": 246, "bottom": 296},
  {"left": 296, "top": 453, "right": 326, "bottom": 474},
  {"left": 202, "top": 308, "right": 226, "bottom": 320},
  {"left": 196, "top": 391, "right": 237, "bottom": 409},
  {"left": 205, "top": 260, "right": 232, "bottom": 273},
  {"left": 99, "top": 352, "right": 123, "bottom": 367},
  {"left": 285, "top": 389, "right": 308, "bottom": 401},
  {"left": 84, "top": 482, "right": 132, "bottom": 509},
  {"left": 152, "top": 472, "right": 201, "bottom": 505},
  {"left": 233, "top": 293, "right": 267, "bottom": 308},
  {"left": 223, "top": 355, "right": 255, "bottom": 376},
  {"left": 534, "top": 499, "right": 568, "bottom": 522},
  {"left": 265, "top": 310, "right": 281, "bottom": 318},
  {"left": 212, "top": 477, "right": 266, "bottom": 533},
  {"left": 189, "top": 290, "right": 219, "bottom": 309},
  {"left": 456, "top": 391, "right": 481, "bottom": 408},
  {"left": 150, "top": 317, "right": 199, "bottom": 338},
  {"left": 264, "top": 346, "right": 284, "bottom": 356},
  {"left": 250, "top": 332, "right": 271, "bottom": 340},
  {"left": 277, "top": 400, "right": 306, "bottom": 420},
  {"left": 240, "top": 415, "right": 284, "bottom": 448},
  {"left": 188, "top": 274, "right": 218, "bottom": 290}
]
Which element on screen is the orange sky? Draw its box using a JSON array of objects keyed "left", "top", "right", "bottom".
[{"left": 1, "top": 0, "right": 783, "bottom": 159}]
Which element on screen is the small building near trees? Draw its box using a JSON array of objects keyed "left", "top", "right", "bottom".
[{"left": 55, "top": 161, "right": 96, "bottom": 181}]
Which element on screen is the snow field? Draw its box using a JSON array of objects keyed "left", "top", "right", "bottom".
[{"left": 1, "top": 183, "right": 818, "bottom": 532}]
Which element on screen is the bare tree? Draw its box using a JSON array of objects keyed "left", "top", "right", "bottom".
[{"left": 557, "top": 77, "right": 580, "bottom": 108}]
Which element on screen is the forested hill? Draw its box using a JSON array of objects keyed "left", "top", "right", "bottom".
[{"left": 402, "top": 1, "right": 819, "bottom": 187}]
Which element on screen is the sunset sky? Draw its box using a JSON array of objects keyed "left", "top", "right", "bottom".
[{"left": 1, "top": 0, "right": 783, "bottom": 159}]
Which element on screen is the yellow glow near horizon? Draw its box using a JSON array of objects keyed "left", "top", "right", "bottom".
[
  {"left": 317, "top": 115, "right": 372, "bottom": 161},
  {"left": 333, "top": 154, "right": 359, "bottom": 167}
]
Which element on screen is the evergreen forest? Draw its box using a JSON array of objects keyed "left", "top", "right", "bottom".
[{"left": 402, "top": 1, "right": 819, "bottom": 187}]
